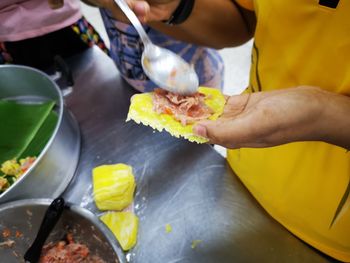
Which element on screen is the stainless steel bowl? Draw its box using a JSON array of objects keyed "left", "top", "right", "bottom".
[
  {"left": 0, "top": 199, "right": 126, "bottom": 263},
  {"left": 0, "top": 65, "right": 80, "bottom": 203}
]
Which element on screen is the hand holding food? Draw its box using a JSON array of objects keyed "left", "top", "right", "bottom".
[{"left": 193, "top": 86, "right": 346, "bottom": 149}]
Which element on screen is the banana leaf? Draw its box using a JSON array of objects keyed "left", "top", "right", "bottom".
[
  {"left": 0, "top": 100, "right": 56, "bottom": 164},
  {"left": 20, "top": 111, "right": 58, "bottom": 158}
]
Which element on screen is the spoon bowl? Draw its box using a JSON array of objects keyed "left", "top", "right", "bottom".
[{"left": 114, "top": 0, "right": 199, "bottom": 95}]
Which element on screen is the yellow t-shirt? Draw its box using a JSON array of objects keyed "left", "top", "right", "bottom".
[{"left": 230, "top": 0, "right": 350, "bottom": 261}]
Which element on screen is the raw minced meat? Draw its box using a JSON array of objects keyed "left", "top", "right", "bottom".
[
  {"left": 152, "top": 88, "right": 214, "bottom": 126},
  {"left": 40, "top": 234, "right": 105, "bottom": 263}
]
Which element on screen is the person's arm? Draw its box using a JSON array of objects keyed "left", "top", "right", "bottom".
[
  {"left": 321, "top": 90, "right": 350, "bottom": 149},
  {"left": 148, "top": 0, "right": 256, "bottom": 48},
  {"left": 99, "top": 0, "right": 256, "bottom": 48},
  {"left": 81, "top": 0, "right": 98, "bottom": 6},
  {"left": 193, "top": 86, "right": 350, "bottom": 150}
]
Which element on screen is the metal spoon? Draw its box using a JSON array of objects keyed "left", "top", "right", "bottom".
[{"left": 114, "top": 0, "right": 199, "bottom": 95}]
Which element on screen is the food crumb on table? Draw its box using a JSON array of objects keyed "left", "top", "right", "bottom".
[
  {"left": 191, "top": 240, "right": 203, "bottom": 249},
  {"left": 165, "top": 224, "right": 172, "bottom": 233}
]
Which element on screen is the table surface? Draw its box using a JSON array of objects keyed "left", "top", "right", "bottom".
[{"left": 62, "top": 47, "right": 336, "bottom": 263}]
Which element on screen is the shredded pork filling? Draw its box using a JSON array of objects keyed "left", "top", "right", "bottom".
[
  {"left": 40, "top": 234, "right": 105, "bottom": 263},
  {"left": 152, "top": 89, "right": 213, "bottom": 126}
]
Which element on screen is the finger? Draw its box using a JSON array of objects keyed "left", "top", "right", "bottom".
[
  {"left": 193, "top": 121, "right": 233, "bottom": 147},
  {"left": 109, "top": 0, "right": 149, "bottom": 23},
  {"left": 193, "top": 120, "right": 233, "bottom": 145},
  {"left": 131, "top": 0, "right": 150, "bottom": 22},
  {"left": 193, "top": 123, "right": 208, "bottom": 138},
  {"left": 193, "top": 121, "right": 239, "bottom": 148}
]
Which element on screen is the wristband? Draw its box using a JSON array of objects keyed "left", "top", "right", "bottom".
[{"left": 164, "top": 0, "right": 195, "bottom": 25}]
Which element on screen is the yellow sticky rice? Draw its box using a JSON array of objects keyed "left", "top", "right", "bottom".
[
  {"left": 93, "top": 164, "right": 136, "bottom": 211},
  {"left": 126, "top": 87, "right": 225, "bottom": 143},
  {"left": 100, "top": 211, "right": 139, "bottom": 251}
]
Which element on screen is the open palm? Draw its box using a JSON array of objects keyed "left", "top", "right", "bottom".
[{"left": 193, "top": 86, "right": 328, "bottom": 149}]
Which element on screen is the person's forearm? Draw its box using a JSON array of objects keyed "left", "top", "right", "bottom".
[
  {"left": 99, "top": 0, "right": 255, "bottom": 48},
  {"left": 81, "top": 0, "right": 101, "bottom": 7},
  {"left": 149, "top": 0, "right": 256, "bottom": 49},
  {"left": 319, "top": 91, "right": 350, "bottom": 150}
]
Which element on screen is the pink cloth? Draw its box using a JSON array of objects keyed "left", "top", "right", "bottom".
[{"left": 0, "top": 0, "right": 82, "bottom": 42}]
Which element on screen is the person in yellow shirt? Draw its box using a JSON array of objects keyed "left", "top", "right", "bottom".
[{"left": 106, "top": 0, "right": 350, "bottom": 261}]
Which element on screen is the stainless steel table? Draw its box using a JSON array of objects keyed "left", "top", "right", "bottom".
[{"left": 62, "top": 47, "right": 336, "bottom": 263}]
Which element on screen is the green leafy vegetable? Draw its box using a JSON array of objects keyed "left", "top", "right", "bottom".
[{"left": 0, "top": 100, "right": 55, "bottom": 164}]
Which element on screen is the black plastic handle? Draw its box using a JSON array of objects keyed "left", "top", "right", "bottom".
[
  {"left": 54, "top": 55, "right": 74, "bottom": 87},
  {"left": 24, "top": 197, "right": 65, "bottom": 263}
]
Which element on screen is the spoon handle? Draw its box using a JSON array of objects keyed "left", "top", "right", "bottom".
[
  {"left": 24, "top": 198, "right": 65, "bottom": 263},
  {"left": 113, "top": 0, "right": 153, "bottom": 46}
]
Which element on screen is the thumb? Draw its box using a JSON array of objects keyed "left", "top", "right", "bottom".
[
  {"left": 193, "top": 118, "right": 247, "bottom": 148},
  {"left": 193, "top": 120, "right": 222, "bottom": 143},
  {"left": 193, "top": 123, "right": 209, "bottom": 138}
]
